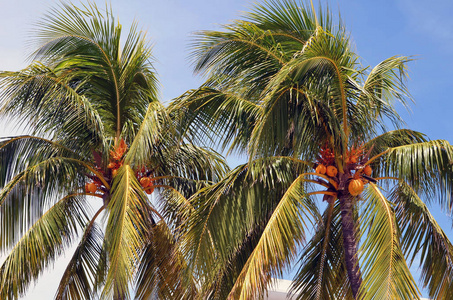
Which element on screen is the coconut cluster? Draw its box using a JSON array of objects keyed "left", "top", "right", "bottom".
[
  {"left": 314, "top": 146, "right": 373, "bottom": 197},
  {"left": 84, "top": 139, "right": 155, "bottom": 196}
]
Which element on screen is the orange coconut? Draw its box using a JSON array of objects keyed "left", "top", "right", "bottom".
[
  {"left": 364, "top": 165, "right": 372, "bottom": 176},
  {"left": 348, "top": 179, "right": 364, "bottom": 196},
  {"left": 85, "top": 182, "right": 97, "bottom": 193},
  {"left": 140, "top": 177, "right": 151, "bottom": 188},
  {"left": 326, "top": 165, "right": 338, "bottom": 177},
  {"left": 315, "top": 164, "right": 327, "bottom": 175}
]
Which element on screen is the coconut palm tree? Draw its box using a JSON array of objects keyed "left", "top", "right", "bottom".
[
  {"left": 0, "top": 2, "right": 227, "bottom": 299},
  {"left": 172, "top": 0, "right": 453, "bottom": 299}
]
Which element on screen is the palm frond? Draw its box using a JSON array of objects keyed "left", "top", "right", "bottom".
[
  {"left": 0, "top": 135, "right": 80, "bottom": 186},
  {"left": 55, "top": 206, "right": 105, "bottom": 300},
  {"left": 191, "top": 21, "right": 286, "bottom": 94},
  {"left": 0, "top": 157, "right": 90, "bottom": 250},
  {"left": 0, "top": 194, "right": 88, "bottom": 299},
  {"left": 182, "top": 157, "right": 315, "bottom": 297},
  {"left": 0, "top": 64, "right": 105, "bottom": 151},
  {"left": 135, "top": 221, "right": 198, "bottom": 300},
  {"left": 102, "top": 164, "right": 153, "bottom": 299},
  {"left": 375, "top": 140, "right": 453, "bottom": 209},
  {"left": 365, "top": 129, "right": 427, "bottom": 157},
  {"left": 390, "top": 181, "right": 453, "bottom": 299},
  {"left": 169, "top": 87, "right": 262, "bottom": 154},
  {"left": 246, "top": 0, "right": 331, "bottom": 41},
  {"left": 124, "top": 101, "right": 170, "bottom": 167},
  {"left": 359, "top": 183, "right": 419, "bottom": 299},
  {"left": 226, "top": 174, "right": 316, "bottom": 300},
  {"left": 158, "top": 143, "right": 228, "bottom": 182},
  {"left": 248, "top": 26, "right": 362, "bottom": 159},
  {"left": 31, "top": 1, "right": 157, "bottom": 139},
  {"left": 361, "top": 56, "right": 413, "bottom": 119},
  {"left": 291, "top": 201, "right": 353, "bottom": 299}
]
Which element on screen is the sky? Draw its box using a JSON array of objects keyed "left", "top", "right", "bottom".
[{"left": 0, "top": 0, "right": 452, "bottom": 298}]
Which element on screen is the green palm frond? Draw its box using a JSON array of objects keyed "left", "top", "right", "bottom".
[
  {"left": 0, "top": 64, "right": 105, "bottom": 150},
  {"left": 124, "top": 101, "right": 170, "bottom": 167},
  {"left": 201, "top": 221, "right": 269, "bottom": 300},
  {"left": 376, "top": 140, "right": 453, "bottom": 208},
  {"left": 391, "top": 181, "right": 453, "bottom": 299},
  {"left": 0, "top": 135, "right": 79, "bottom": 186},
  {"left": 182, "top": 164, "right": 250, "bottom": 288},
  {"left": 357, "top": 56, "right": 413, "bottom": 127},
  {"left": 160, "top": 143, "right": 228, "bottom": 182},
  {"left": 182, "top": 157, "right": 312, "bottom": 296},
  {"left": 248, "top": 81, "right": 343, "bottom": 159},
  {"left": 359, "top": 183, "right": 419, "bottom": 299},
  {"left": 227, "top": 174, "right": 316, "bottom": 300},
  {"left": 246, "top": 0, "right": 331, "bottom": 40},
  {"left": 31, "top": 1, "right": 157, "bottom": 140},
  {"left": 158, "top": 182, "right": 203, "bottom": 229},
  {"left": 55, "top": 206, "right": 105, "bottom": 300},
  {"left": 135, "top": 221, "right": 198, "bottom": 300},
  {"left": 247, "top": 26, "right": 363, "bottom": 159},
  {"left": 0, "top": 194, "right": 88, "bottom": 299},
  {"left": 0, "top": 156, "right": 91, "bottom": 250},
  {"left": 291, "top": 201, "right": 353, "bottom": 300},
  {"left": 191, "top": 22, "right": 286, "bottom": 94},
  {"left": 365, "top": 129, "right": 427, "bottom": 156},
  {"left": 102, "top": 164, "right": 153, "bottom": 299},
  {"left": 170, "top": 87, "right": 262, "bottom": 154},
  {"left": 144, "top": 143, "right": 229, "bottom": 205}
]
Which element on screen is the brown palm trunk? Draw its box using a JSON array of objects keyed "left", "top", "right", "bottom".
[{"left": 339, "top": 194, "right": 362, "bottom": 299}]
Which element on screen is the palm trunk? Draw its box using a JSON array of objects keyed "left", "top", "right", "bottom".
[{"left": 339, "top": 195, "right": 362, "bottom": 299}]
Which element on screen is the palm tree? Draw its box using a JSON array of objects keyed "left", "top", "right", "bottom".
[
  {"left": 172, "top": 0, "right": 453, "bottom": 299},
  {"left": 0, "top": 2, "right": 227, "bottom": 299}
]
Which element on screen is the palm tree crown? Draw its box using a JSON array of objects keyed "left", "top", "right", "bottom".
[
  {"left": 0, "top": 2, "right": 227, "bottom": 299},
  {"left": 173, "top": 0, "right": 453, "bottom": 299}
]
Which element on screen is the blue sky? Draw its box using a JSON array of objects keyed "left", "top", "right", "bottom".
[{"left": 0, "top": 0, "right": 452, "bottom": 298}]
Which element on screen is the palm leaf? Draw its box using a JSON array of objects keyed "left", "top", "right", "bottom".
[
  {"left": 102, "top": 164, "right": 152, "bottom": 299},
  {"left": 0, "top": 135, "right": 79, "bottom": 186},
  {"left": 391, "top": 181, "right": 453, "bottom": 299},
  {"left": 365, "top": 129, "right": 427, "bottom": 157},
  {"left": 0, "top": 194, "right": 88, "bottom": 299},
  {"left": 359, "top": 183, "right": 419, "bottom": 299},
  {"left": 361, "top": 56, "right": 413, "bottom": 117},
  {"left": 170, "top": 87, "right": 262, "bottom": 154},
  {"left": 182, "top": 157, "right": 313, "bottom": 297},
  {"left": 55, "top": 206, "right": 105, "bottom": 300},
  {"left": 124, "top": 101, "right": 170, "bottom": 167},
  {"left": 0, "top": 156, "right": 90, "bottom": 250},
  {"left": 191, "top": 21, "right": 286, "bottom": 94},
  {"left": 226, "top": 173, "right": 316, "bottom": 300},
  {"left": 291, "top": 201, "right": 354, "bottom": 299},
  {"left": 0, "top": 64, "right": 105, "bottom": 151},
  {"left": 32, "top": 2, "right": 157, "bottom": 140},
  {"left": 375, "top": 140, "right": 453, "bottom": 209},
  {"left": 135, "top": 221, "right": 198, "bottom": 300}
]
